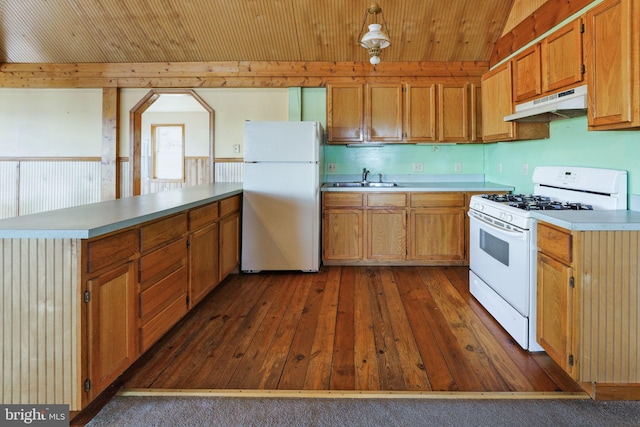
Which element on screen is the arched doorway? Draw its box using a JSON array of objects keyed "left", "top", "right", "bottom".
[{"left": 129, "top": 89, "right": 215, "bottom": 196}]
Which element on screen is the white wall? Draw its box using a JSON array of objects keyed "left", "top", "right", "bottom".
[{"left": 0, "top": 88, "right": 102, "bottom": 157}]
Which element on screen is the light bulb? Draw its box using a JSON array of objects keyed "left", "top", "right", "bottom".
[{"left": 370, "top": 55, "right": 381, "bottom": 65}]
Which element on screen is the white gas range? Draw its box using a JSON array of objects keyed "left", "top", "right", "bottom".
[{"left": 468, "top": 166, "right": 627, "bottom": 351}]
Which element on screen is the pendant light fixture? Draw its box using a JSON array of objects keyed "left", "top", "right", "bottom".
[{"left": 358, "top": 2, "right": 391, "bottom": 66}]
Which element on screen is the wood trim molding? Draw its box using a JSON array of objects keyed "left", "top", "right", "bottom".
[
  {"left": 0, "top": 157, "right": 102, "bottom": 161},
  {"left": 214, "top": 157, "right": 243, "bottom": 163},
  {"left": 102, "top": 87, "right": 119, "bottom": 201},
  {"left": 490, "top": 0, "right": 596, "bottom": 67},
  {"left": 0, "top": 61, "right": 488, "bottom": 88}
]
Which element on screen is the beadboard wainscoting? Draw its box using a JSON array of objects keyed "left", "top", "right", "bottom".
[{"left": 0, "top": 158, "right": 243, "bottom": 219}]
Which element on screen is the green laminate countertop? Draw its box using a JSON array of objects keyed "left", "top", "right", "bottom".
[
  {"left": 533, "top": 210, "right": 640, "bottom": 231},
  {"left": 0, "top": 183, "right": 243, "bottom": 239}
]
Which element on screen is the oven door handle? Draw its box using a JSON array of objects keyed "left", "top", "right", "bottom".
[{"left": 468, "top": 210, "right": 527, "bottom": 240}]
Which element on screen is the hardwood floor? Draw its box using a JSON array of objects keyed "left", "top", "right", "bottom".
[{"left": 123, "top": 266, "right": 583, "bottom": 393}]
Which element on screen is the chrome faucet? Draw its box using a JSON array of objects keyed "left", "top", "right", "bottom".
[{"left": 362, "top": 168, "right": 370, "bottom": 183}]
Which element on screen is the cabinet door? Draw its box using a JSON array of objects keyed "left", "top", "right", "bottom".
[
  {"left": 541, "top": 19, "right": 584, "bottom": 93},
  {"left": 512, "top": 44, "right": 542, "bottom": 103},
  {"left": 323, "top": 208, "right": 364, "bottom": 261},
  {"left": 327, "top": 84, "right": 364, "bottom": 142},
  {"left": 86, "top": 261, "right": 137, "bottom": 401},
  {"left": 367, "top": 209, "right": 406, "bottom": 260},
  {"left": 365, "top": 83, "right": 403, "bottom": 142},
  {"left": 189, "top": 222, "right": 219, "bottom": 307},
  {"left": 438, "top": 83, "right": 469, "bottom": 142},
  {"left": 537, "top": 253, "right": 574, "bottom": 375},
  {"left": 219, "top": 211, "right": 240, "bottom": 281},
  {"left": 586, "top": 0, "right": 639, "bottom": 129},
  {"left": 405, "top": 83, "right": 437, "bottom": 142},
  {"left": 409, "top": 208, "right": 465, "bottom": 261},
  {"left": 482, "top": 62, "right": 516, "bottom": 142}
]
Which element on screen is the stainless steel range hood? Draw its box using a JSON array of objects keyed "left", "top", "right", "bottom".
[{"left": 504, "top": 84, "right": 587, "bottom": 122}]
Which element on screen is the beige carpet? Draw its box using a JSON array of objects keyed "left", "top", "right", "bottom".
[{"left": 85, "top": 391, "right": 640, "bottom": 426}]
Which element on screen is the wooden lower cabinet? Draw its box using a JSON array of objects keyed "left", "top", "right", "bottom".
[
  {"left": 188, "top": 201, "right": 220, "bottom": 308},
  {"left": 85, "top": 261, "right": 138, "bottom": 403},
  {"left": 189, "top": 223, "right": 219, "bottom": 307},
  {"left": 323, "top": 208, "right": 364, "bottom": 260},
  {"left": 537, "top": 221, "right": 640, "bottom": 399},
  {"left": 537, "top": 252, "right": 574, "bottom": 374},
  {"left": 323, "top": 191, "right": 470, "bottom": 266},
  {"left": 219, "top": 195, "right": 241, "bottom": 281},
  {"left": 139, "top": 215, "right": 189, "bottom": 352},
  {"left": 83, "top": 194, "right": 241, "bottom": 407},
  {"left": 409, "top": 192, "right": 465, "bottom": 262},
  {"left": 367, "top": 209, "right": 406, "bottom": 260}
]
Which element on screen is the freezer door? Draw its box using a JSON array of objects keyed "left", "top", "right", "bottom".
[
  {"left": 241, "top": 162, "right": 320, "bottom": 272},
  {"left": 244, "top": 121, "right": 321, "bottom": 162}
]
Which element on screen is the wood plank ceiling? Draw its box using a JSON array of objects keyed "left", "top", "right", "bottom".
[{"left": 0, "top": 0, "right": 515, "bottom": 64}]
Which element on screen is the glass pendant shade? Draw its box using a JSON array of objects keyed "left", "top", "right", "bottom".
[
  {"left": 357, "top": 3, "right": 391, "bottom": 65},
  {"left": 360, "top": 24, "right": 390, "bottom": 49}
]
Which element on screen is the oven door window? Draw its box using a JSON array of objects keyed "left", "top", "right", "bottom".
[{"left": 480, "top": 229, "right": 509, "bottom": 266}]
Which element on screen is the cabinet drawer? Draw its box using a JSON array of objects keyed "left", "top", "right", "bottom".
[
  {"left": 139, "top": 294, "right": 188, "bottom": 352},
  {"left": 189, "top": 202, "right": 219, "bottom": 231},
  {"left": 367, "top": 193, "right": 407, "bottom": 207},
  {"left": 140, "top": 237, "right": 188, "bottom": 289},
  {"left": 538, "top": 222, "right": 572, "bottom": 264},
  {"left": 411, "top": 192, "right": 465, "bottom": 208},
  {"left": 324, "top": 192, "right": 364, "bottom": 207},
  {"left": 140, "top": 213, "right": 187, "bottom": 253},
  {"left": 140, "top": 265, "right": 187, "bottom": 322},
  {"left": 220, "top": 195, "right": 241, "bottom": 217},
  {"left": 86, "top": 229, "right": 139, "bottom": 274}
]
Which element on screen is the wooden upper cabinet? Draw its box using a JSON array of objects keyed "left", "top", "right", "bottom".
[
  {"left": 404, "top": 83, "right": 437, "bottom": 142},
  {"left": 541, "top": 19, "right": 584, "bottom": 93},
  {"left": 438, "top": 83, "right": 469, "bottom": 142},
  {"left": 326, "top": 83, "right": 364, "bottom": 143},
  {"left": 482, "top": 62, "right": 516, "bottom": 141},
  {"left": 482, "top": 61, "right": 549, "bottom": 142},
  {"left": 512, "top": 44, "right": 542, "bottom": 103},
  {"left": 585, "top": 0, "right": 640, "bottom": 130},
  {"left": 365, "top": 83, "right": 403, "bottom": 143}
]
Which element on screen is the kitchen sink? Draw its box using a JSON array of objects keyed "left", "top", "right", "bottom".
[
  {"left": 365, "top": 182, "right": 398, "bottom": 188},
  {"left": 330, "top": 182, "right": 398, "bottom": 188}
]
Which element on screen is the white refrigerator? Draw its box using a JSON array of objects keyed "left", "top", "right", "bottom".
[{"left": 241, "top": 121, "right": 323, "bottom": 272}]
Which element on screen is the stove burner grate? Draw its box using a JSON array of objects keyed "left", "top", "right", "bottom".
[{"left": 481, "top": 194, "right": 593, "bottom": 211}]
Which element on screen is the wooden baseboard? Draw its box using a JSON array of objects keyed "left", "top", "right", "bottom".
[
  {"left": 118, "top": 389, "right": 590, "bottom": 400},
  {"left": 580, "top": 382, "right": 640, "bottom": 400}
]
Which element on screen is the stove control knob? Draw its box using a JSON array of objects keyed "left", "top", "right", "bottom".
[
  {"left": 474, "top": 203, "right": 484, "bottom": 211},
  {"left": 504, "top": 214, "right": 513, "bottom": 222}
]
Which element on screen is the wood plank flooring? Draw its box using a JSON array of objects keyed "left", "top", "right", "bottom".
[{"left": 123, "top": 266, "right": 583, "bottom": 393}]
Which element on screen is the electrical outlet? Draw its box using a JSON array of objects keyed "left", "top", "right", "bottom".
[
  {"left": 522, "top": 163, "right": 529, "bottom": 175},
  {"left": 498, "top": 162, "right": 503, "bottom": 173},
  {"left": 454, "top": 163, "right": 462, "bottom": 173},
  {"left": 327, "top": 163, "right": 337, "bottom": 172},
  {"left": 233, "top": 144, "right": 241, "bottom": 154},
  {"left": 413, "top": 162, "right": 424, "bottom": 172}
]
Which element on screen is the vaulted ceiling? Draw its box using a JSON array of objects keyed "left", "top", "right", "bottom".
[{"left": 0, "top": 0, "right": 516, "bottom": 64}]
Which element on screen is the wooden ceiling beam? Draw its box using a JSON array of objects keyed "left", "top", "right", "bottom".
[
  {"left": 490, "top": 0, "right": 596, "bottom": 67},
  {"left": 0, "top": 61, "right": 489, "bottom": 88}
]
